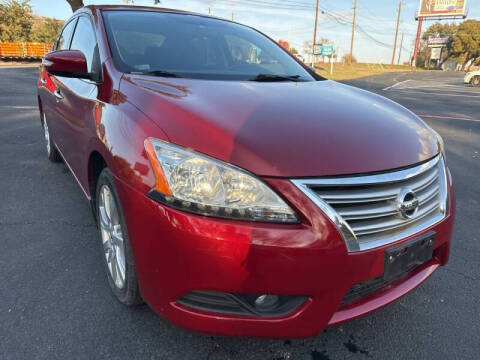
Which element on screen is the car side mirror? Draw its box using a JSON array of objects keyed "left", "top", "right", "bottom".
[{"left": 43, "top": 50, "right": 91, "bottom": 80}]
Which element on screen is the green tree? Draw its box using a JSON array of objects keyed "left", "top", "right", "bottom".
[
  {"left": 422, "top": 22, "right": 458, "bottom": 41},
  {"left": 31, "top": 17, "right": 64, "bottom": 43},
  {"left": 421, "top": 20, "right": 480, "bottom": 69},
  {"left": 450, "top": 20, "right": 480, "bottom": 69},
  {"left": 421, "top": 22, "right": 458, "bottom": 67},
  {"left": 290, "top": 47, "right": 298, "bottom": 55},
  {"left": 0, "top": 0, "right": 33, "bottom": 42}
]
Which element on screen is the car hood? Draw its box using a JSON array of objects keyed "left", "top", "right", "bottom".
[{"left": 121, "top": 75, "right": 439, "bottom": 177}]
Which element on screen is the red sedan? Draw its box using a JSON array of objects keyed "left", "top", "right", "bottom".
[{"left": 37, "top": 5, "right": 454, "bottom": 338}]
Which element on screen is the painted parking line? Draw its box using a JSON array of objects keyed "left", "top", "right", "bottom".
[
  {"left": 419, "top": 114, "right": 480, "bottom": 123},
  {"left": 382, "top": 80, "right": 412, "bottom": 91},
  {"left": 382, "top": 79, "right": 479, "bottom": 96},
  {"left": 392, "top": 89, "right": 480, "bottom": 98}
]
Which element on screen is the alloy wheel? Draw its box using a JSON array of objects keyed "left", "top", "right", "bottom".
[{"left": 98, "top": 185, "right": 126, "bottom": 289}]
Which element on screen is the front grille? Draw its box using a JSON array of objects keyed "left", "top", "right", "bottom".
[
  {"left": 292, "top": 156, "right": 448, "bottom": 252},
  {"left": 342, "top": 268, "right": 413, "bottom": 305}
]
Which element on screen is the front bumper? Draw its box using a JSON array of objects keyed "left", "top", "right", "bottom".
[{"left": 114, "top": 170, "right": 455, "bottom": 338}]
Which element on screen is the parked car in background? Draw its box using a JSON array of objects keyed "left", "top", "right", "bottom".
[
  {"left": 37, "top": 5, "right": 454, "bottom": 338},
  {"left": 464, "top": 70, "right": 480, "bottom": 87},
  {"left": 295, "top": 54, "right": 305, "bottom": 62}
]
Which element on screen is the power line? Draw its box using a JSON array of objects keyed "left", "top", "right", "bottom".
[{"left": 190, "top": 0, "right": 417, "bottom": 61}]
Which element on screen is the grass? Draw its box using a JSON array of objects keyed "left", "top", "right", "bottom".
[{"left": 314, "top": 62, "right": 416, "bottom": 81}]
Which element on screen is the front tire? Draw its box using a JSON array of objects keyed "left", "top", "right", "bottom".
[
  {"left": 96, "top": 168, "right": 143, "bottom": 306},
  {"left": 42, "top": 112, "right": 62, "bottom": 162},
  {"left": 471, "top": 76, "right": 480, "bottom": 87}
]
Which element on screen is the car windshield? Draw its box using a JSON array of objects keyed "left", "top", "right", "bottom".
[{"left": 102, "top": 10, "right": 318, "bottom": 81}]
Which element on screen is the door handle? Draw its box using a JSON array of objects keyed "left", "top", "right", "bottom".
[{"left": 54, "top": 90, "right": 64, "bottom": 101}]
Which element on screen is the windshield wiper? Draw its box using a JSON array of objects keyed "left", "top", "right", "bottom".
[
  {"left": 248, "top": 74, "right": 301, "bottom": 82},
  {"left": 129, "top": 70, "right": 182, "bottom": 78}
]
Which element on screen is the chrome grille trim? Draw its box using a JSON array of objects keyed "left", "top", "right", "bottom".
[{"left": 291, "top": 155, "right": 448, "bottom": 252}]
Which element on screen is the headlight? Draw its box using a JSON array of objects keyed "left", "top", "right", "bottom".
[
  {"left": 144, "top": 138, "right": 299, "bottom": 223},
  {"left": 431, "top": 129, "right": 446, "bottom": 160}
]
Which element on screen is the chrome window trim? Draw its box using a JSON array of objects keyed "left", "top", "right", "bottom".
[{"left": 291, "top": 155, "right": 448, "bottom": 252}]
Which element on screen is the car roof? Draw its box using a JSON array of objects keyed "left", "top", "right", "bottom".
[
  {"left": 83, "top": 4, "right": 240, "bottom": 25},
  {"left": 85, "top": 4, "right": 208, "bottom": 17}
]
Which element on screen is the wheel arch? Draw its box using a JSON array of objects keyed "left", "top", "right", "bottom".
[
  {"left": 472, "top": 75, "right": 480, "bottom": 87},
  {"left": 38, "top": 96, "right": 44, "bottom": 126},
  {"left": 88, "top": 150, "right": 108, "bottom": 223}
]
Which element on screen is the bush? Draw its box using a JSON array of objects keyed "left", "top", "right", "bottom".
[{"left": 342, "top": 54, "right": 357, "bottom": 64}]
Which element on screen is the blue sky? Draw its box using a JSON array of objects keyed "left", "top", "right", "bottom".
[{"left": 30, "top": 0, "right": 479, "bottom": 63}]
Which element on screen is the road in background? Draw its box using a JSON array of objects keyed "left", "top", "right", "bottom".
[{"left": 1, "top": 68, "right": 479, "bottom": 360}]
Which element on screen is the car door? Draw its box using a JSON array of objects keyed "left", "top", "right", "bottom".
[
  {"left": 53, "top": 15, "right": 101, "bottom": 188},
  {"left": 40, "top": 17, "right": 77, "bottom": 154}
]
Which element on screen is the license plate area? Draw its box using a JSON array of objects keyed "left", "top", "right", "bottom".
[{"left": 384, "top": 232, "right": 435, "bottom": 282}]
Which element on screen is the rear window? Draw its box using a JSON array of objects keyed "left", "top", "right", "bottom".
[{"left": 102, "top": 10, "right": 315, "bottom": 81}]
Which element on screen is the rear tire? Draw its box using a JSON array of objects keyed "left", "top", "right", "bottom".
[
  {"left": 471, "top": 76, "right": 480, "bottom": 87},
  {"left": 96, "top": 168, "right": 143, "bottom": 306},
  {"left": 42, "top": 112, "right": 62, "bottom": 162}
]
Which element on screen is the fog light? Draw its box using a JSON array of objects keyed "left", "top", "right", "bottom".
[
  {"left": 178, "top": 291, "right": 307, "bottom": 317},
  {"left": 254, "top": 295, "right": 280, "bottom": 310}
]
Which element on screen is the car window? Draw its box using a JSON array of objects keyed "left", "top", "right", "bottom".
[
  {"left": 69, "top": 16, "right": 97, "bottom": 73},
  {"left": 102, "top": 10, "right": 316, "bottom": 81},
  {"left": 225, "top": 35, "right": 284, "bottom": 75},
  {"left": 56, "top": 18, "right": 77, "bottom": 51}
]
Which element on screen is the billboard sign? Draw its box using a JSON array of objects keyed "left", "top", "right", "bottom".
[
  {"left": 313, "top": 44, "right": 322, "bottom": 55},
  {"left": 427, "top": 37, "right": 450, "bottom": 47},
  {"left": 418, "top": 0, "right": 467, "bottom": 18},
  {"left": 430, "top": 47, "right": 442, "bottom": 60}
]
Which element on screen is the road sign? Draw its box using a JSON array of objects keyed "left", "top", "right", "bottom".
[
  {"left": 313, "top": 44, "right": 322, "bottom": 55},
  {"left": 321, "top": 44, "right": 334, "bottom": 56},
  {"left": 430, "top": 47, "right": 442, "bottom": 60}
]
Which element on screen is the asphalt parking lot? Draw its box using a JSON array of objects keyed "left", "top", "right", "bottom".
[{"left": 1, "top": 67, "right": 479, "bottom": 360}]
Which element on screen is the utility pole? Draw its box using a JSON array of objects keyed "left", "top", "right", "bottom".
[
  {"left": 391, "top": 1, "right": 402, "bottom": 65},
  {"left": 312, "top": 0, "right": 320, "bottom": 67},
  {"left": 208, "top": 7, "right": 211, "bottom": 14},
  {"left": 412, "top": 17, "right": 423, "bottom": 69},
  {"left": 349, "top": 0, "right": 357, "bottom": 65},
  {"left": 397, "top": 32, "right": 404, "bottom": 64}
]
